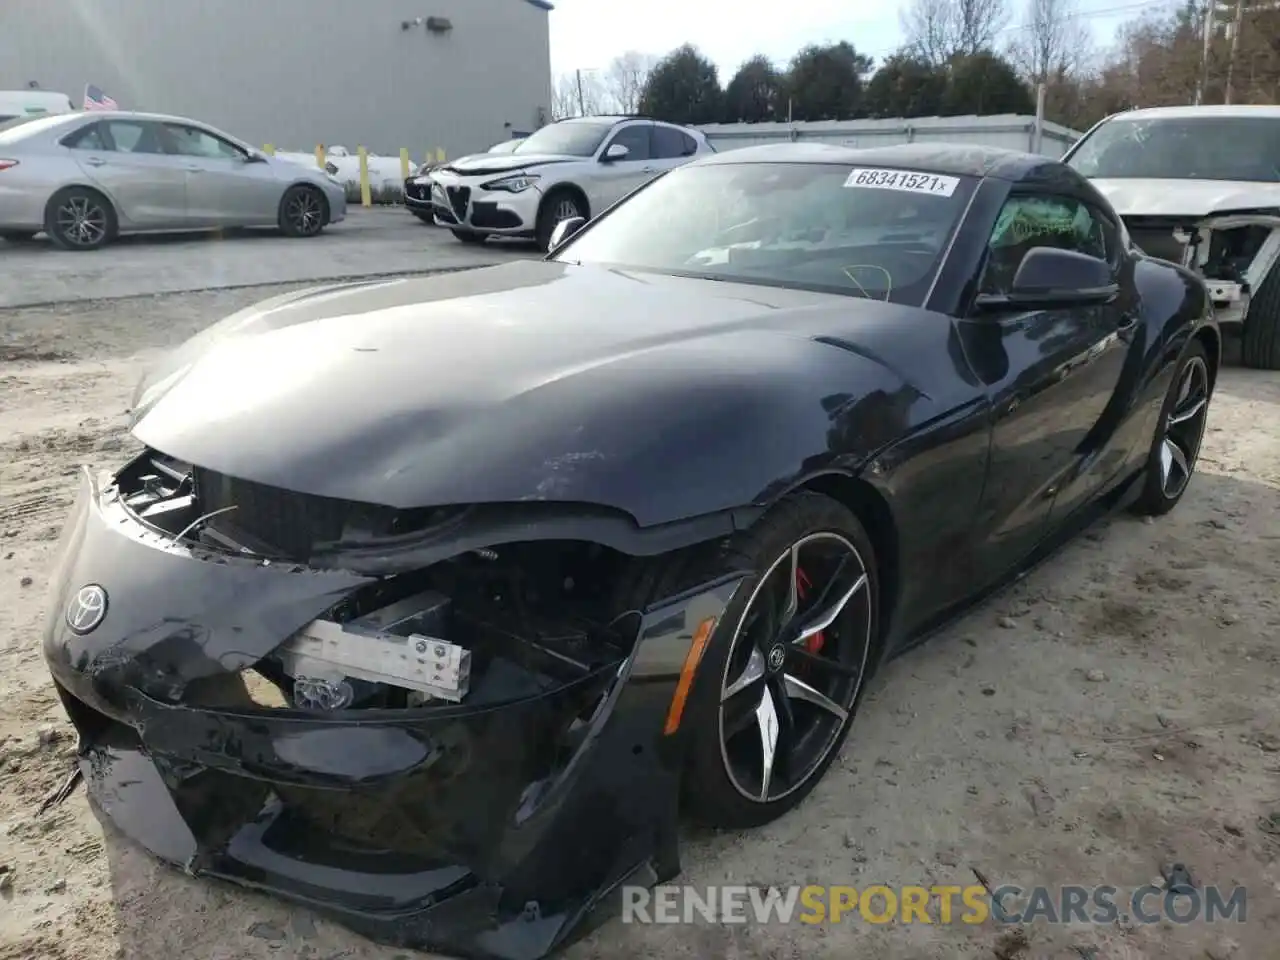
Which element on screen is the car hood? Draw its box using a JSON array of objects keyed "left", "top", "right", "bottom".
[
  {"left": 438, "top": 153, "right": 577, "bottom": 177},
  {"left": 1091, "top": 178, "right": 1280, "bottom": 218},
  {"left": 130, "top": 261, "right": 933, "bottom": 523}
]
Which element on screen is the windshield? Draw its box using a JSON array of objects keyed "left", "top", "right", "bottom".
[
  {"left": 1066, "top": 115, "right": 1280, "bottom": 182},
  {"left": 513, "top": 121, "right": 611, "bottom": 157},
  {"left": 551, "top": 161, "right": 976, "bottom": 306}
]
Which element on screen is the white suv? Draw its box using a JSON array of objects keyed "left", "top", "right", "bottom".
[
  {"left": 1063, "top": 104, "right": 1280, "bottom": 369},
  {"left": 429, "top": 116, "right": 714, "bottom": 250}
]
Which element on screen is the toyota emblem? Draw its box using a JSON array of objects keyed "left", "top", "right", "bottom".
[{"left": 65, "top": 584, "right": 108, "bottom": 635}]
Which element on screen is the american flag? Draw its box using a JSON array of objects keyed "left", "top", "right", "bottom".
[{"left": 83, "top": 84, "right": 118, "bottom": 111}]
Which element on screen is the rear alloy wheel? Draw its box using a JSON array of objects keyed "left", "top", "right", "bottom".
[
  {"left": 682, "top": 493, "right": 878, "bottom": 829},
  {"left": 279, "top": 185, "right": 327, "bottom": 238},
  {"left": 536, "top": 190, "right": 585, "bottom": 252},
  {"left": 1131, "top": 341, "right": 1212, "bottom": 516},
  {"left": 45, "top": 188, "right": 116, "bottom": 251}
]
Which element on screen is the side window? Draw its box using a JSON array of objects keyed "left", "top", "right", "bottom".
[
  {"left": 103, "top": 120, "right": 166, "bottom": 155},
  {"left": 62, "top": 123, "right": 107, "bottom": 151},
  {"left": 652, "top": 124, "right": 697, "bottom": 159},
  {"left": 604, "top": 124, "right": 652, "bottom": 162},
  {"left": 981, "top": 194, "right": 1109, "bottom": 294},
  {"left": 164, "top": 124, "right": 245, "bottom": 160}
]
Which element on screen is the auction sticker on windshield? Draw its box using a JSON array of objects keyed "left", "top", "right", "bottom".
[{"left": 844, "top": 168, "right": 959, "bottom": 197}]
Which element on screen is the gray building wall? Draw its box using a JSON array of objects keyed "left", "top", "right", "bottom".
[{"left": 0, "top": 0, "right": 552, "bottom": 158}]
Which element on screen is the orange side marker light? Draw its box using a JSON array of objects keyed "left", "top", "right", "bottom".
[{"left": 663, "top": 616, "right": 718, "bottom": 735}]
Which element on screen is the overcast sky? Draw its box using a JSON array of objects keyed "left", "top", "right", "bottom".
[{"left": 545, "top": 0, "right": 1152, "bottom": 80}]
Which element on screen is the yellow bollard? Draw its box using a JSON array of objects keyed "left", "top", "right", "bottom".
[
  {"left": 436, "top": 147, "right": 446, "bottom": 163},
  {"left": 262, "top": 144, "right": 275, "bottom": 156},
  {"left": 315, "top": 145, "right": 325, "bottom": 169},
  {"left": 400, "top": 148, "right": 411, "bottom": 181},
  {"left": 357, "top": 147, "right": 372, "bottom": 208}
]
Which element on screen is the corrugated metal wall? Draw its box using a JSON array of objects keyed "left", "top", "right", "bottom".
[{"left": 697, "top": 115, "right": 1084, "bottom": 158}]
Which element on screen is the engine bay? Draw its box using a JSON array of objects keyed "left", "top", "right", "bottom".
[{"left": 113, "top": 451, "right": 638, "bottom": 713}]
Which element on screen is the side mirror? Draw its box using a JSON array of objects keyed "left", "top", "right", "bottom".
[
  {"left": 547, "top": 216, "right": 586, "bottom": 253},
  {"left": 243, "top": 151, "right": 268, "bottom": 164},
  {"left": 975, "top": 247, "right": 1118, "bottom": 311},
  {"left": 602, "top": 143, "right": 629, "bottom": 162}
]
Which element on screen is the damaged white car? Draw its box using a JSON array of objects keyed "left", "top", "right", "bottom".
[{"left": 1064, "top": 104, "right": 1280, "bottom": 369}]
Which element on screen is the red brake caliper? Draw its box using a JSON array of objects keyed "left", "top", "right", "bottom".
[{"left": 795, "top": 568, "right": 826, "bottom": 654}]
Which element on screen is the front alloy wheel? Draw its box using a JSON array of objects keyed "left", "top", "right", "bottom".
[
  {"left": 680, "top": 492, "right": 879, "bottom": 829},
  {"left": 719, "top": 532, "right": 872, "bottom": 804},
  {"left": 279, "top": 186, "right": 326, "bottom": 238}
]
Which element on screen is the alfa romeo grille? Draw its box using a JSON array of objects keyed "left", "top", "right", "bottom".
[{"left": 447, "top": 186, "right": 470, "bottom": 220}]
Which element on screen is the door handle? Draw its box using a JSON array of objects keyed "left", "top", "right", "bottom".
[
  {"left": 185, "top": 165, "right": 204, "bottom": 173},
  {"left": 84, "top": 157, "right": 107, "bottom": 167}
]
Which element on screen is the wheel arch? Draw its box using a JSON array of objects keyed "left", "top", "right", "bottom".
[
  {"left": 1193, "top": 324, "right": 1221, "bottom": 391},
  {"left": 44, "top": 182, "right": 119, "bottom": 224},
  {"left": 537, "top": 181, "right": 591, "bottom": 223},
  {"left": 791, "top": 470, "right": 901, "bottom": 656}
]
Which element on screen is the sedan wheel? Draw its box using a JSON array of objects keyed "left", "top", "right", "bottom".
[
  {"left": 279, "top": 186, "right": 326, "bottom": 238},
  {"left": 1131, "top": 340, "right": 1212, "bottom": 516},
  {"left": 45, "top": 188, "right": 116, "bottom": 251},
  {"left": 681, "top": 492, "right": 878, "bottom": 829}
]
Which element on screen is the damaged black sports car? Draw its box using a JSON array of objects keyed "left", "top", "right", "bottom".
[{"left": 43, "top": 142, "right": 1218, "bottom": 959}]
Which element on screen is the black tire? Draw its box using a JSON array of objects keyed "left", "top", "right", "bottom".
[
  {"left": 535, "top": 188, "right": 586, "bottom": 252},
  {"left": 44, "top": 187, "right": 116, "bottom": 251},
  {"left": 278, "top": 185, "right": 327, "bottom": 238},
  {"left": 451, "top": 228, "right": 487, "bottom": 244},
  {"left": 1130, "top": 340, "right": 1213, "bottom": 517},
  {"left": 1241, "top": 262, "right": 1280, "bottom": 370},
  {"left": 634, "top": 491, "right": 880, "bottom": 830},
  {"left": 0, "top": 230, "right": 37, "bottom": 243}
]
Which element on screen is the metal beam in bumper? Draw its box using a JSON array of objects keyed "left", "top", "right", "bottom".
[
  {"left": 1178, "top": 210, "right": 1280, "bottom": 325},
  {"left": 43, "top": 468, "right": 745, "bottom": 960}
]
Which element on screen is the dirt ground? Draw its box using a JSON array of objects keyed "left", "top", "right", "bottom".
[{"left": 1, "top": 286, "right": 1278, "bottom": 960}]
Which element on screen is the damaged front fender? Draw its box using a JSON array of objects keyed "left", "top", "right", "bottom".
[{"left": 44, "top": 467, "right": 747, "bottom": 959}]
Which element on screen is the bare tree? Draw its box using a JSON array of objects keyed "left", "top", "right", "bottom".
[
  {"left": 603, "top": 51, "right": 658, "bottom": 113},
  {"left": 1008, "top": 0, "right": 1093, "bottom": 81},
  {"left": 901, "top": 0, "right": 1011, "bottom": 64},
  {"left": 954, "top": 0, "right": 1011, "bottom": 57},
  {"left": 900, "top": 0, "right": 956, "bottom": 65},
  {"left": 551, "top": 71, "right": 609, "bottom": 118}
]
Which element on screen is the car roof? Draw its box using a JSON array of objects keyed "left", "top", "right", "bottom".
[
  {"left": 64, "top": 109, "right": 220, "bottom": 126},
  {"left": 1103, "top": 104, "right": 1280, "bottom": 121},
  {"left": 693, "top": 141, "right": 1049, "bottom": 180}
]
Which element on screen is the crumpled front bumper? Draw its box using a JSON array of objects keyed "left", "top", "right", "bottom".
[{"left": 41, "top": 468, "right": 742, "bottom": 960}]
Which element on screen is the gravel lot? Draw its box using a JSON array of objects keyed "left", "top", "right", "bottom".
[
  {"left": 0, "top": 208, "right": 534, "bottom": 309},
  {"left": 1, "top": 282, "right": 1278, "bottom": 960}
]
